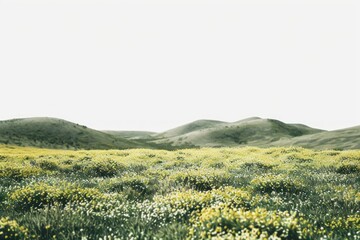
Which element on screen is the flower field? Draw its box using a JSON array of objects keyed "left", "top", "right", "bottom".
[{"left": 0, "top": 145, "right": 359, "bottom": 239}]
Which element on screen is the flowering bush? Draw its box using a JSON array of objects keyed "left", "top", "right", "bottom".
[
  {"left": 0, "top": 217, "right": 28, "bottom": 240},
  {"left": 10, "top": 182, "right": 102, "bottom": 210},
  {"left": 103, "top": 176, "right": 158, "bottom": 200},
  {"left": 188, "top": 207, "right": 310, "bottom": 239},
  {"left": 36, "top": 159, "right": 59, "bottom": 171},
  {"left": 251, "top": 174, "right": 305, "bottom": 194},
  {"left": 336, "top": 164, "right": 360, "bottom": 174},
  {"left": 0, "top": 166, "right": 41, "bottom": 180},
  {"left": 139, "top": 187, "right": 251, "bottom": 225},
  {"left": 171, "top": 170, "right": 232, "bottom": 191},
  {"left": 85, "top": 159, "right": 126, "bottom": 177},
  {"left": 325, "top": 214, "right": 360, "bottom": 237}
]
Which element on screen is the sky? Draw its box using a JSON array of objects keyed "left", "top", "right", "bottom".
[{"left": 0, "top": 0, "right": 359, "bottom": 132}]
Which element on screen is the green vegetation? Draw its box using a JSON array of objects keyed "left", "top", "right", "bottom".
[
  {"left": 150, "top": 117, "right": 325, "bottom": 148},
  {"left": 188, "top": 207, "right": 309, "bottom": 239},
  {"left": 10, "top": 182, "right": 102, "bottom": 211},
  {"left": 0, "top": 217, "right": 28, "bottom": 240},
  {"left": 0, "top": 117, "right": 359, "bottom": 150},
  {"left": 0, "top": 145, "right": 359, "bottom": 239},
  {"left": 274, "top": 125, "right": 360, "bottom": 150},
  {"left": 0, "top": 118, "right": 148, "bottom": 150}
]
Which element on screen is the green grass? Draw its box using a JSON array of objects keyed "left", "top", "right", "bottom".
[
  {"left": 104, "top": 131, "right": 156, "bottom": 139},
  {"left": 273, "top": 125, "right": 360, "bottom": 150},
  {"left": 0, "top": 117, "right": 359, "bottom": 150},
  {"left": 0, "top": 117, "right": 144, "bottom": 150},
  {"left": 0, "top": 145, "right": 359, "bottom": 239},
  {"left": 151, "top": 117, "right": 326, "bottom": 148},
  {"left": 154, "top": 119, "right": 226, "bottom": 138}
]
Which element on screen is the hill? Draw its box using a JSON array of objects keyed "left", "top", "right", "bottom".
[
  {"left": 0, "top": 117, "right": 359, "bottom": 150},
  {"left": 154, "top": 119, "right": 226, "bottom": 138},
  {"left": 0, "top": 117, "right": 143, "bottom": 149},
  {"left": 151, "top": 118, "right": 324, "bottom": 147},
  {"left": 272, "top": 125, "right": 360, "bottom": 150},
  {"left": 104, "top": 131, "right": 156, "bottom": 139}
]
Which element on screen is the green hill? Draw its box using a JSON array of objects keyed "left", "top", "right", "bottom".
[
  {"left": 152, "top": 118, "right": 324, "bottom": 147},
  {"left": 0, "top": 117, "right": 358, "bottom": 150},
  {"left": 104, "top": 131, "right": 156, "bottom": 139},
  {"left": 0, "top": 117, "right": 142, "bottom": 149},
  {"left": 272, "top": 125, "right": 360, "bottom": 150},
  {"left": 154, "top": 119, "right": 226, "bottom": 138}
]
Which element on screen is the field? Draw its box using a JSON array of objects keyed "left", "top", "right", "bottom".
[{"left": 0, "top": 145, "right": 359, "bottom": 239}]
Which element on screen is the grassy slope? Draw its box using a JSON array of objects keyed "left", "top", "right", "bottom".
[
  {"left": 272, "top": 125, "right": 360, "bottom": 150},
  {"left": 0, "top": 117, "right": 359, "bottom": 150},
  {"left": 104, "top": 131, "right": 156, "bottom": 139},
  {"left": 152, "top": 118, "right": 324, "bottom": 147},
  {"left": 0, "top": 117, "right": 142, "bottom": 150},
  {"left": 154, "top": 119, "right": 226, "bottom": 138}
]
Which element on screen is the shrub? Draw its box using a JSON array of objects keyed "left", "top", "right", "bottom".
[
  {"left": 209, "top": 162, "right": 226, "bottom": 169},
  {"left": 325, "top": 214, "right": 360, "bottom": 235},
  {"left": 0, "top": 166, "right": 41, "bottom": 180},
  {"left": 85, "top": 159, "right": 125, "bottom": 177},
  {"left": 127, "top": 163, "right": 148, "bottom": 173},
  {"left": 105, "top": 176, "right": 158, "bottom": 200},
  {"left": 36, "top": 159, "right": 59, "bottom": 171},
  {"left": 251, "top": 174, "right": 305, "bottom": 194},
  {"left": 188, "top": 207, "right": 310, "bottom": 239},
  {"left": 140, "top": 187, "right": 251, "bottom": 225},
  {"left": 61, "top": 159, "right": 73, "bottom": 165},
  {"left": 241, "top": 162, "right": 273, "bottom": 171},
  {"left": 0, "top": 217, "right": 28, "bottom": 240},
  {"left": 336, "top": 164, "right": 360, "bottom": 174},
  {"left": 163, "top": 161, "right": 195, "bottom": 170},
  {"left": 172, "top": 170, "right": 231, "bottom": 191},
  {"left": 285, "top": 155, "right": 313, "bottom": 163},
  {"left": 10, "top": 182, "right": 102, "bottom": 210}
]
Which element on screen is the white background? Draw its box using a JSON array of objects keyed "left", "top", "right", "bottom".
[{"left": 0, "top": 0, "right": 359, "bottom": 131}]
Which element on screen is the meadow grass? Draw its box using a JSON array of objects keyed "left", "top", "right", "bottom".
[{"left": 0, "top": 145, "right": 359, "bottom": 239}]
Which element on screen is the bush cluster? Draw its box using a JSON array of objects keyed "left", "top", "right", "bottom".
[
  {"left": 172, "top": 170, "right": 231, "bottom": 191},
  {"left": 85, "top": 159, "right": 126, "bottom": 177},
  {"left": 0, "top": 217, "right": 28, "bottom": 240},
  {"left": 0, "top": 166, "right": 41, "bottom": 180},
  {"left": 188, "top": 207, "right": 310, "bottom": 239},
  {"left": 251, "top": 174, "right": 305, "bottom": 194},
  {"left": 10, "top": 182, "right": 102, "bottom": 210},
  {"left": 104, "top": 176, "right": 158, "bottom": 200}
]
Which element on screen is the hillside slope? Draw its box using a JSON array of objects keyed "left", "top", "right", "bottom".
[
  {"left": 0, "top": 118, "right": 142, "bottom": 149},
  {"left": 152, "top": 118, "right": 324, "bottom": 147},
  {"left": 154, "top": 119, "right": 226, "bottom": 138},
  {"left": 0, "top": 117, "right": 358, "bottom": 150},
  {"left": 104, "top": 131, "right": 156, "bottom": 139},
  {"left": 272, "top": 125, "right": 360, "bottom": 150}
]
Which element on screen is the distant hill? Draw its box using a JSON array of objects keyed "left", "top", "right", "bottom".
[
  {"left": 0, "top": 117, "right": 143, "bottom": 149},
  {"left": 104, "top": 131, "right": 156, "bottom": 140},
  {"left": 0, "top": 117, "right": 359, "bottom": 150},
  {"left": 151, "top": 118, "right": 324, "bottom": 147},
  {"left": 272, "top": 125, "right": 360, "bottom": 150},
  {"left": 154, "top": 119, "right": 226, "bottom": 138}
]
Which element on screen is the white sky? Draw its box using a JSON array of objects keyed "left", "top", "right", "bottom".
[{"left": 0, "top": 0, "right": 359, "bottom": 132}]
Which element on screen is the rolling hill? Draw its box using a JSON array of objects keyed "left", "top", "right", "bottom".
[
  {"left": 103, "top": 131, "right": 156, "bottom": 140},
  {"left": 272, "top": 125, "right": 360, "bottom": 150},
  {"left": 0, "top": 117, "right": 144, "bottom": 149},
  {"left": 0, "top": 117, "right": 359, "bottom": 150},
  {"left": 151, "top": 118, "right": 325, "bottom": 147},
  {"left": 154, "top": 119, "right": 226, "bottom": 138}
]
